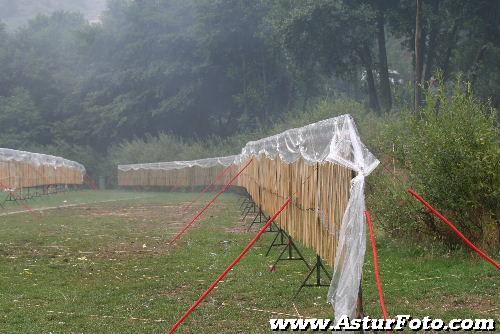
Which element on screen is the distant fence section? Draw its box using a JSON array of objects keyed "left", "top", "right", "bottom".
[
  {"left": 0, "top": 148, "right": 85, "bottom": 190},
  {"left": 118, "top": 164, "right": 231, "bottom": 188}
]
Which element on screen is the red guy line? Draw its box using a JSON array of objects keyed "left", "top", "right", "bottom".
[
  {"left": 365, "top": 211, "right": 391, "bottom": 327},
  {"left": 84, "top": 174, "right": 99, "bottom": 191},
  {"left": 168, "top": 159, "right": 252, "bottom": 246},
  {"left": 408, "top": 188, "right": 499, "bottom": 270},
  {"left": 181, "top": 164, "right": 235, "bottom": 214},
  {"left": 167, "top": 197, "right": 292, "bottom": 334}
]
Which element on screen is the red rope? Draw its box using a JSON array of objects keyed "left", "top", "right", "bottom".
[
  {"left": 84, "top": 174, "right": 99, "bottom": 191},
  {"left": 181, "top": 164, "right": 235, "bottom": 214},
  {"left": 364, "top": 211, "right": 390, "bottom": 325},
  {"left": 203, "top": 165, "right": 236, "bottom": 206},
  {"left": 167, "top": 197, "right": 292, "bottom": 334},
  {"left": 408, "top": 188, "right": 499, "bottom": 270},
  {"left": 168, "top": 160, "right": 252, "bottom": 245}
]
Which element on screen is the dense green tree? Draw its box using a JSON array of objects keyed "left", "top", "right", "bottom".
[
  {"left": 68, "top": 0, "right": 293, "bottom": 144},
  {"left": 268, "top": 0, "right": 386, "bottom": 112},
  {"left": 0, "top": 0, "right": 105, "bottom": 29},
  {"left": 0, "top": 12, "right": 86, "bottom": 147},
  {"left": 67, "top": 0, "right": 203, "bottom": 147},
  {"left": 194, "top": 0, "right": 291, "bottom": 134},
  {"left": 0, "top": 87, "right": 43, "bottom": 146},
  {"left": 0, "top": 22, "right": 13, "bottom": 97}
]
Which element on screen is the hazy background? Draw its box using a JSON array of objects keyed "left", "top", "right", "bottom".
[
  {"left": 0, "top": 0, "right": 105, "bottom": 28},
  {"left": 0, "top": 0, "right": 497, "bottom": 250}
]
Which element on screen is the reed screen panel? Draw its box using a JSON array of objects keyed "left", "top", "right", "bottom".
[{"left": 0, "top": 149, "right": 85, "bottom": 189}]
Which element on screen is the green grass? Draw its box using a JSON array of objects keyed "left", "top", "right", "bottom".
[{"left": 0, "top": 190, "right": 498, "bottom": 333}]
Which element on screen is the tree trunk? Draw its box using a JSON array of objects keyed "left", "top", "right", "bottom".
[
  {"left": 468, "top": 43, "right": 490, "bottom": 84},
  {"left": 415, "top": 0, "right": 424, "bottom": 111},
  {"left": 286, "top": 76, "right": 294, "bottom": 111},
  {"left": 351, "top": 67, "right": 361, "bottom": 100},
  {"left": 376, "top": 6, "right": 392, "bottom": 111},
  {"left": 261, "top": 53, "right": 268, "bottom": 120},
  {"left": 424, "top": 0, "right": 441, "bottom": 82},
  {"left": 242, "top": 54, "right": 247, "bottom": 112},
  {"left": 440, "top": 22, "right": 458, "bottom": 81},
  {"left": 358, "top": 46, "right": 380, "bottom": 112}
]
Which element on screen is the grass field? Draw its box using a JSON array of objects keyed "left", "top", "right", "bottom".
[{"left": 0, "top": 190, "right": 498, "bottom": 333}]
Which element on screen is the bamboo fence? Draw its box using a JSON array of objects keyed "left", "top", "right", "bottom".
[
  {"left": 236, "top": 156, "right": 353, "bottom": 266},
  {"left": 0, "top": 158, "right": 85, "bottom": 190},
  {"left": 117, "top": 165, "right": 234, "bottom": 188},
  {"left": 117, "top": 157, "right": 352, "bottom": 266}
]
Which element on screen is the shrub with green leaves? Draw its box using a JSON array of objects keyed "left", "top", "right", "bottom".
[{"left": 372, "top": 78, "right": 499, "bottom": 249}]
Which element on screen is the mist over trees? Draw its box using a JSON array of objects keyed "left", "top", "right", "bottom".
[
  {"left": 0, "top": 0, "right": 498, "bottom": 155},
  {"left": 0, "top": 0, "right": 105, "bottom": 28}
]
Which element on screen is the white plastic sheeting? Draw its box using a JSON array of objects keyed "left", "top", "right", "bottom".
[
  {"left": 236, "top": 115, "right": 378, "bottom": 173},
  {"left": 0, "top": 148, "right": 85, "bottom": 172},
  {"left": 118, "top": 155, "right": 238, "bottom": 172},
  {"left": 236, "top": 115, "right": 378, "bottom": 321},
  {"left": 117, "top": 114, "right": 378, "bottom": 321}
]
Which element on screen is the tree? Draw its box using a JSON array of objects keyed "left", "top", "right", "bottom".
[
  {"left": 194, "top": 0, "right": 291, "bottom": 134},
  {"left": 0, "top": 87, "right": 44, "bottom": 147},
  {"left": 69, "top": 0, "right": 294, "bottom": 144},
  {"left": 374, "top": 0, "right": 392, "bottom": 110},
  {"left": 415, "top": 0, "right": 423, "bottom": 110},
  {"left": 0, "top": 22, "right": 13, "bottom": 97},
  {"left": 0, "top": 12, "right": 87, "bottom": 148},
  {"left": 269, "top": 0, "right": 386, "bottom": 112},
  {"left": 0, "top": 0, "right": 105, "bottom": 29},
  {"left": 389, "top": 0, "right": 500, "bottom": 108},
  {"left": 71, "top": 0, "right": 204, "bottom": 146}
]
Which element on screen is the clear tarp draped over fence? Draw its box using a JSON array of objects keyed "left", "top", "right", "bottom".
[
  {"left": 118, "top": 155, "right": 237, "bottom": 172},
  {"left": 0, "top": 148, "right": 85, "bottom": 172},
  {"left": 117, "top": 114, "right": 379, "bottom": 321}
]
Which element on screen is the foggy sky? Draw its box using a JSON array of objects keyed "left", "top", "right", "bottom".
[{"left": 0, "top": 0, "right": 106, "bottom": 28}]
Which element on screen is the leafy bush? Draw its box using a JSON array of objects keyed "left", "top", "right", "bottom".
[{"left": 370, "top": 78, "right": 499, "bottom": 250}]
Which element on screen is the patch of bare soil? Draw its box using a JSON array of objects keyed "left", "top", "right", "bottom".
[
  {"left": 72, "top": 203, "right": 186, "bottom": 222},
  {"left": 2, "top": 202, "right": 198, "bottom": 260},
  {"left": 3, "top": 200, "right": 235, "bottom": 260}
]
